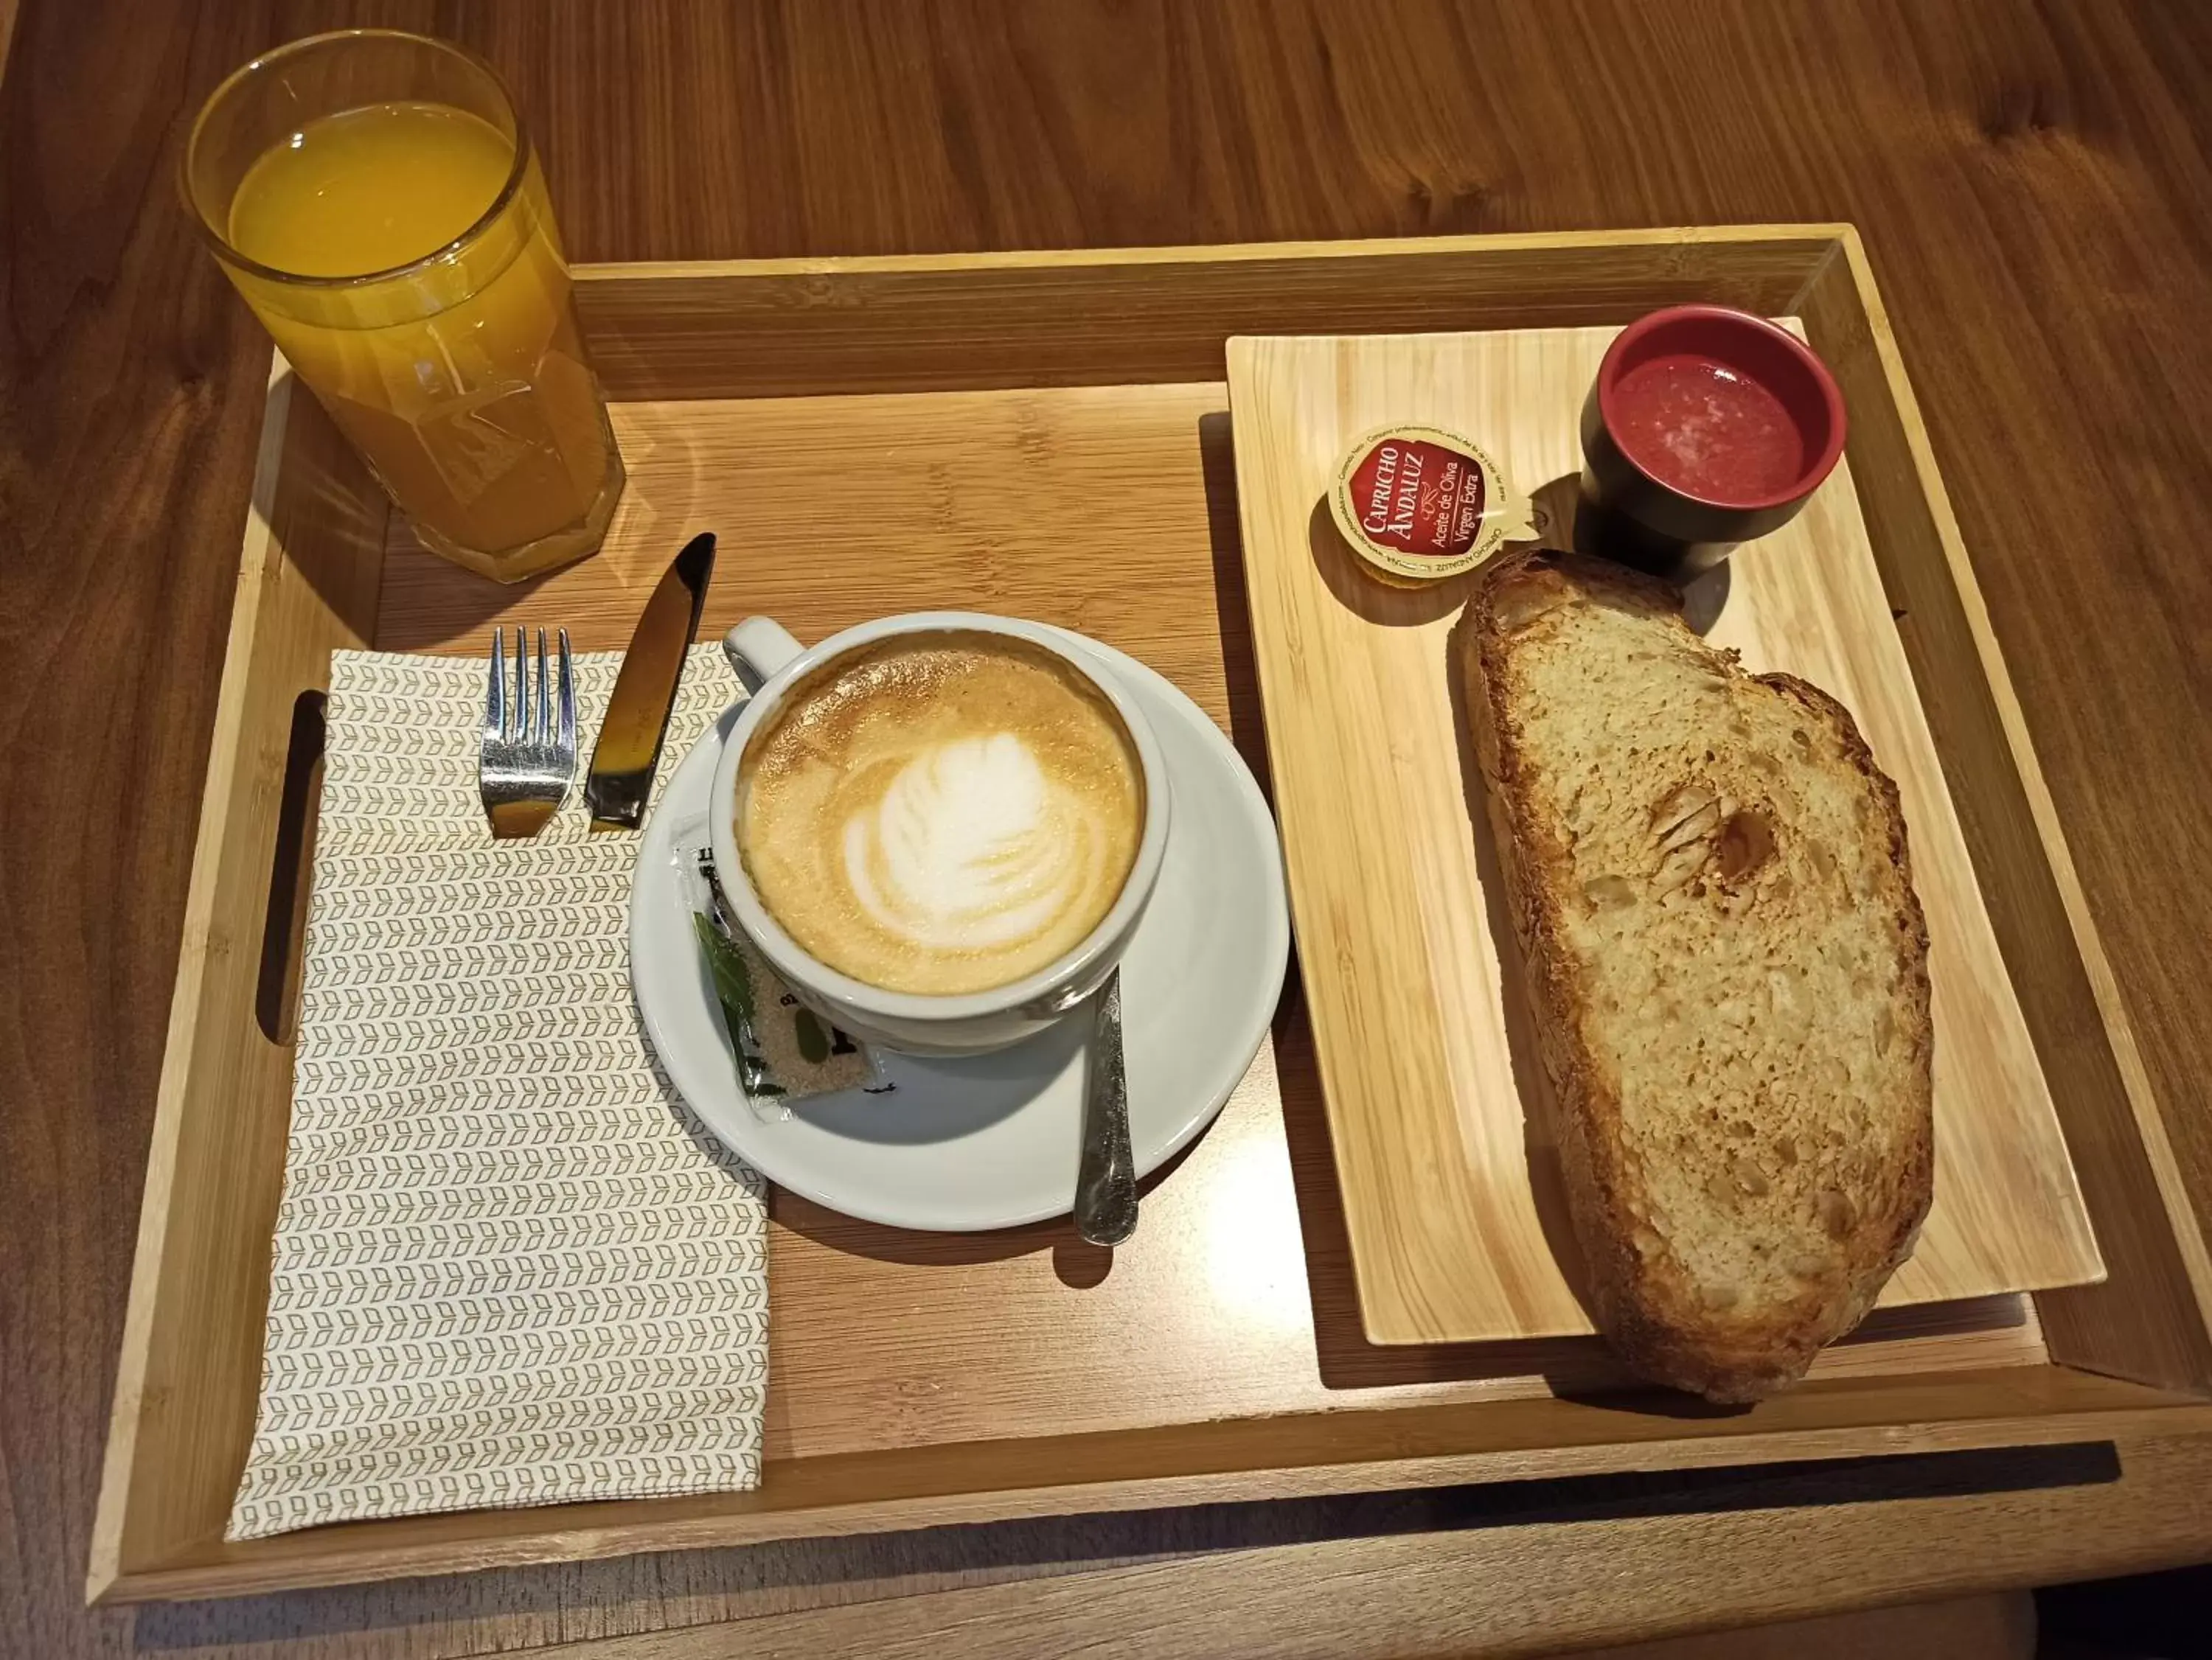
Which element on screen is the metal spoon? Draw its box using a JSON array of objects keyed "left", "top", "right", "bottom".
[{"left": 1073, "top": 968, "right": 1136, "bottom": 1246}]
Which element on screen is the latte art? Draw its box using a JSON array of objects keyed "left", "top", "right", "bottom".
[
  {"left": 846, "top": 731, "right": 1114, "bottom": 952},
  {"left": 738, "top": 632, "right": 1144, "bottom": 996}
]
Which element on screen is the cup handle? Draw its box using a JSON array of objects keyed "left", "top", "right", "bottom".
[{"left": 723, "top": 617, "right": 803, "bottom": 694}]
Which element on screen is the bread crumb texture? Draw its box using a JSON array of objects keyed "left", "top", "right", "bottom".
[{"left": 1475, "top": 552, "right": 1933, "bottom": 1401}]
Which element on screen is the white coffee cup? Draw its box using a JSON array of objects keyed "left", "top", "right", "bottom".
[{"left": 710, "top": 612, "right": 1172, "bottom": 1055}]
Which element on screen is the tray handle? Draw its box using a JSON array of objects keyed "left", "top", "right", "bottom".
[{"left": 254, "top": 691, "right": 326, "bottom": 1044}]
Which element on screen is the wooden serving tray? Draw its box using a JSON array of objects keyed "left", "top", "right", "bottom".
[
  {"left": 91, "top": 230, "right": 2212, "bottom": 1604},
  {"left": 1225, "top": 327, "right": 2104, "bottom": 1345}
]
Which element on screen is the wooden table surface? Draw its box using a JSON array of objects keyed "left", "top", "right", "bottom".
[{"left": 5, "top": 1, "right": 2211, "bottom": 1655}]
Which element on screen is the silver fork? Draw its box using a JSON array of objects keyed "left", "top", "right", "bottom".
[{"left": 480, "top": 627, "right": 576, "bottom": 840}]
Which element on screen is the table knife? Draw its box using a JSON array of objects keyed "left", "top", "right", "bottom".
[{"left": 585, "top": 531, "right": 716, "bottom": 831}]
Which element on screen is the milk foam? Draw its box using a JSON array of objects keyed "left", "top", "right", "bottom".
[
  {"left": 737, "top": 632, "right": 1143, "bottom": 996},
  {"left": 843, "top": 731, "right": 1101, "bottom": 954}
]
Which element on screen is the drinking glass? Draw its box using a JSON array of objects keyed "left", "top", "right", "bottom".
[{"left": 184, "top": 29, "right": 625, "bottom": 582}]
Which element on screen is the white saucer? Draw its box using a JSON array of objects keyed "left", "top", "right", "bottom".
[{"left": 628, "top": 632, "right": 1290, "bottom": 1232}]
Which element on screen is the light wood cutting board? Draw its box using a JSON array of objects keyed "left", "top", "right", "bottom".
[{"left": 1226, "top": 327, "right": 2103, "bottom": 1345}]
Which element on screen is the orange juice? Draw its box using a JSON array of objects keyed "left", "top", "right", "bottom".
[
  {"left": 216, "top": 97, "right": 622, "bottom": 579},
  {"left": 228, "top": 103, "right": 512, "bottom": 278}
]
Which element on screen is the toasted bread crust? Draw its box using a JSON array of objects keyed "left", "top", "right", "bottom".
[{"left": 1465, "top": 550, "right": 1934, "bottom": 1402}]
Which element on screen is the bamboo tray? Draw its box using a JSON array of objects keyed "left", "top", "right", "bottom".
[
  {"left": 92, "top": 229, "right": 2212, "bottom": 1604},
  {"left": 1224, "top": 326, "right": 2103, "bottom": 1345}
]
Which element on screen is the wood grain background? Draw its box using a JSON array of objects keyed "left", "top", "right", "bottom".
[{"left": 4, "top": 2, "right": 2210, "bottom": 1656}]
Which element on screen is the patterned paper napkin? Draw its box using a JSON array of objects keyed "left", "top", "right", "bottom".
[{"left": 227, "top": 644, "right": 768, "bottom": 1541}]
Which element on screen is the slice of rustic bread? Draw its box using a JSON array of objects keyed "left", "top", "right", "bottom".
[{"left": 1464, "top": 550, "right": 1933, "bottom": 1402}]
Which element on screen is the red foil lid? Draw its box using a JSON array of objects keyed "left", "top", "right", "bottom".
[{"left": 1329, "top": 424, "right": 1535, "bottom": 585}]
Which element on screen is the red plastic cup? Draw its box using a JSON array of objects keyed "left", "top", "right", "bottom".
[{"left": 1576, "top": 304, "right": 1847, "bottom": 582}]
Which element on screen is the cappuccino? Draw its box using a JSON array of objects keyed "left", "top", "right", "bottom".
[{"left": 737, "top": 632, "right": 1144, "bottom": 996}]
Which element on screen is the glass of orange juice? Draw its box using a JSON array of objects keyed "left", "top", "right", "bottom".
[{"left": 184, "top": 30, "right": 625, "bottom": 582}]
